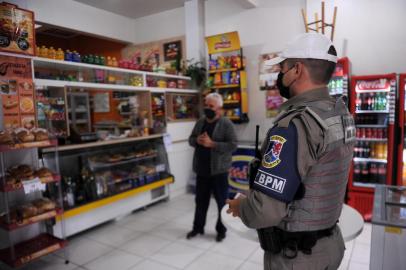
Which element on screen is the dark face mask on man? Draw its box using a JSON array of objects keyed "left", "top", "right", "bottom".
[
  {"left": 204, "top": 108, "right": 216, "bottom": 119},
  {"left": 276, "top": 66, "right": 296, "bottom": 99}
]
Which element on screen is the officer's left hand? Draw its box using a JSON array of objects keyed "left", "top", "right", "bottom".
[{"left": 226, "top": 198, "right": 243, "bottom": 217}]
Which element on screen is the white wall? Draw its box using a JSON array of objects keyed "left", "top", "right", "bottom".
[
  {"left": 131, "top": 7, "right": 185, "bottom": 44},
  {"left": 9, "top": 0, "right": 136, "bottom": 43},
  {"left": 307, "top": 0, "right": 406, "bottom": 75}
]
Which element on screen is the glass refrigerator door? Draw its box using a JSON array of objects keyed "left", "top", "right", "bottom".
[{"left": 352, "top": 76, "right": 396, "bottom": 189}]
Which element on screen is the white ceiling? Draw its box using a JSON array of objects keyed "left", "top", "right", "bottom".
[{"left": 74, "top": 0, "right": 187, "bottom": 19}]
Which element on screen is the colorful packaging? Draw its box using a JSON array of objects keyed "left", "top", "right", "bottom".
[{"left": 0, "top": 2, "right": 36, "bottom": 55}]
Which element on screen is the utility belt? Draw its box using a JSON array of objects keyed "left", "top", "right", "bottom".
[{"left": 257, "top": 224, "right": 336, "bottom": 259}]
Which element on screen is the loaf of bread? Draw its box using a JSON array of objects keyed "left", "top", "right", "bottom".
[
  {"left": 32, "top": 128, "right": 49, "bottom": 141},
  {"left": 34, "top": 167, "right": 53, "bottom": 178},
  {"left": 32, "top": 198, "right": 56, "bottom": 214},
  {"left": 13, "top": 128, "right": 35, "bottom": 143},
  {"left": 17, "top": 204, "right": 38, "bottom": 219},
  {"left": 0, "top": 131, "right": 14, "bottom": 145}
]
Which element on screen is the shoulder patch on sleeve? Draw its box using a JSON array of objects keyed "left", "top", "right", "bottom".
[{"left": 253, "top": 123, "right": 301, "bottom": 203}]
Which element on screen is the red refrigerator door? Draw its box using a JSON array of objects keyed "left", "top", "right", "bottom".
[
  {"left": 348, "top": 73, "right": 397, "bottom": 220},
  {"left": 396, "top": 74, "right": 406, "bottom": 186},
  {"left": 327, "top": 57, "right": 350, "bottom": 98}
]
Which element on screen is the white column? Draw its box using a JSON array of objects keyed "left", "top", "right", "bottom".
[{"left": 184, "top": 0, "right": 206, "bottom": 63}]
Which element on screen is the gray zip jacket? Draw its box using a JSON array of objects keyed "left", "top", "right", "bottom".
[{"left": 189, "top": 116, "right": 237, "bottom": 176}]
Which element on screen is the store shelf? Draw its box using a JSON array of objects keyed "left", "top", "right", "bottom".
[
  {"left": 211, "top": 84, "right": 240, "bottom": 89},
  {"left": 0, "top": 140, "right": 58, "bottom": 153},
  {"left": 57, "top": 177, "right": 173, "bottom": 220},
  {"left": 356, "top": 124, "right": 387, "bottom": 128},
  {"left": 88, "top": 154, "right": 157, "bottom": 170},
  {"left": 0, "top": 174, "right": 61, "bottom": 192},
  {"left": 0, "top": 233, "right": 67, "bottom": 268},
  {"left": 353, "top": 182, "right": 377, "bottom": 189},
  {"left": 356, "top": 89, "right": 390, "bottom": 93},
  {"left": 223, "top": 100, "right": 240, "bottom": 104},
  {"left": 356, "top": 138, "right": 388, "bottom": 142},
  {"left": 353, "top": 157, "right": 387, "bottom": 163},
  {"left": 33, "top": 57, "right": 191, "bottom": 80},
  {"left": 209, "top": 68, "right": 238, "bottom": 74},
  {"left": 0, "top": 208, "right": 62, "bottom": 231},
  {"left": 167, "top": 118, "right": 197, "bottom": 123},
  {"left": 42, "top": 134, "right": 163, "bottom": 153},
  {"left": 355, "top": 110, "right": 389, "bottom": 114},
  {"left": 68, "top": 109, "right": 87, "bottom": 113},
  {"left": 74, "top": 119, "right": 88, "bottom": 124},
  {"left": 153, "top": 88, "right": 199, "bottom": 94},
  {"left": 34, "top": 79, "right": 198, "bottom": 93}
]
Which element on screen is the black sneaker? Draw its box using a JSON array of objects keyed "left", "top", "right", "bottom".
[
  {"left": 186, "top": 230, "right": 204, "bottom": 239},
  {"left": 216, "top": 232, "right": 226, "bottom": 242}
]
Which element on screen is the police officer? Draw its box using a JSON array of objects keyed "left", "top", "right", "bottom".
[{"left": 227, "top": 33, "right": 355, "bottom": 270}]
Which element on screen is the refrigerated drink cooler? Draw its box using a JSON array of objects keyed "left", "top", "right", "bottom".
[
  {"left": 370, "top": 185, "right": 406, "bottom": 270},
  {"left": 347, "top": 74, "right": 396, "bottom": 220}
]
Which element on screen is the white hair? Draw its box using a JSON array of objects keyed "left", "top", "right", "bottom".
[{"left": 205, "top": 92, "right": 223, "bottom": 108}]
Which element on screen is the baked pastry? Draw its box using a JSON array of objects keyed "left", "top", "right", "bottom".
[
  {"left": 7, "top": 164, "right": 34, "bottom": 180},
  {"left": 0, "top": 131, "right": 14, "bottom": 145},
  {"left": 32, "top": 128, "right": 49, "bottom": 141},
  {"left": 108, "top": 154, "right": 122, "bottom": 162},
  {"left": 34, "top": 167, "right": 53, "bottom": 178},
  {"left": 17, "top": 204, "right": 38, "bottom": 219},
  {"left": 5, "top": 175, "right": 18, "bottom": 185},
  {"left": 32, "top": 198, "right": 56, "bottom": 214},
  {"left": 13, "top": 128, "right": 35, "bottom": 143}
]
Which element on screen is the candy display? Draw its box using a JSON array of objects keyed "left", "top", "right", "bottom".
[{"left": 209, "top": 55, "right": 243, "bottom": 70}]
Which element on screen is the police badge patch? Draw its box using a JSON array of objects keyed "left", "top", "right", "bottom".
[{"left": 262, "top": 135, "right": 286, "bottom": 168}]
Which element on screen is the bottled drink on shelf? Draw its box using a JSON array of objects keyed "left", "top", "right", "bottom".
[
  {"left": 356, "top": 94, "right": 361, "bottom": 111},
  {"left": 353, "top": 163, "right": 361, "bottom": 182},
  {"left": 369, "top": 163, "right": 378, "bottom": 183},
  {"left": 378, "top": 164, "right": 386, "bottom": 184},
  {"left": 48, "top": 46, "right": 56, "bottom": 59},
  {"left": 361, "top": 162, "right": 369, "bottom": 181}
]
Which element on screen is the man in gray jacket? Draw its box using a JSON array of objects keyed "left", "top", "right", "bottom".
[{"left": 187, "top": 92, "right": 237, "bottom": 242}]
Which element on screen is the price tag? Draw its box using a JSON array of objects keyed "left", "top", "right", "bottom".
[
  {"left": 163, "top": 133, "right": 173, "bottom": 152},
  {"left": 22, "top": 178, "right": 46, "bottom": 194},
  {"left": 156, "top": 164, "right": 166, "bottom": 173}
]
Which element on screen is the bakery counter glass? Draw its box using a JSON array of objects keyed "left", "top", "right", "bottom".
[{"left": 40, "top": 135, "right": 172, "bottom": 212}]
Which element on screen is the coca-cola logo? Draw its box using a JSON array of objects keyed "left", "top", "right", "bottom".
[
  {"left": 357, "top": 79, "right": 389, "bottom": 91},
  {"left": 0, "top": 62, "right": 27, "bottom": 76}
]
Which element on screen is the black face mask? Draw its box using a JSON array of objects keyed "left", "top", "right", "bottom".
[
  {"left": 204, "top": 108, "right": 216, "bottom": 119},
  {"left": 276, "top": 66, "right": 296, "bottom": 99}
]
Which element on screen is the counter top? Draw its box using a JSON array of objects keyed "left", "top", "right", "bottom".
[{"left": 42, "top": 134, "right": 164, "bottom": 153}]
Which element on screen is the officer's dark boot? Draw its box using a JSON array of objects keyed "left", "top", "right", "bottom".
[{"left": 186, "top": 229, "right": 204, "bottom": 239}]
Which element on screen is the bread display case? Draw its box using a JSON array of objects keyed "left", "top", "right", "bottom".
[
  {"left": 40, "top": 134, "right": 174, "bottom": 237},
  {"left": 0, "top": 53, "right": 68, "bottom": 268}
]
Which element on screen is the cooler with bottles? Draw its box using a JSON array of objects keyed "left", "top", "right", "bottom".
[
  {"left": 348, "top": 74, "right": 396, "bottom": 220},
  {"left": 327, "top": 57, "right": 350, "bottom": 98},
  {"left": 395, "top": 74, "right": 406, "bottom": 187}
]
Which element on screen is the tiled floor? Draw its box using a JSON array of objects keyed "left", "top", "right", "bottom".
[{"left": 0, "top": 193, "right": 371, "bottom": 270}]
